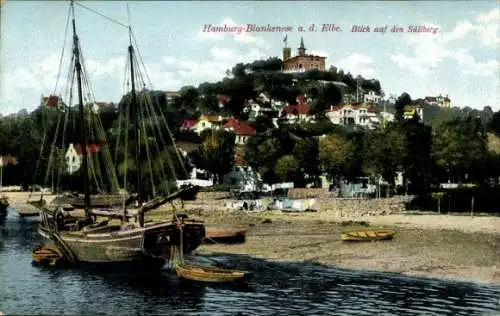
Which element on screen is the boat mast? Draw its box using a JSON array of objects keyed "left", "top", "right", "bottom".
[
  {"left": 71, "top": 2, "right": 91, "bottom": 217},
  {"left": 128, "top": 27, "right": 143, "bottom": 225}
]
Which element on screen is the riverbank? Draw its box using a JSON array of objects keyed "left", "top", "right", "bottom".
[
  {"left": 4, "top": 192, "right": 500, "bottom": 284},
  {"left": 149, "top": 204, "right": 500, "bottom": 285}
]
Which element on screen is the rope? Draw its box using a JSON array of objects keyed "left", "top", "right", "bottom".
[
  {"left": 131, "top": 31, "right": 153, "bottom": 89},
  {"left": 139, "top": 98, "right": 157, "bottom": 198},
  {"left": 29, "top": 4, "right": 72, "bottom": 199},
  {"left": 74, "top": 1, "right": 129, "bottom": 29},
  {"left": 53, "top": 4, "right": 72, "bottom": 95},
  {"left": 142, "top": 93, "right": 171, "bottom": 195}
]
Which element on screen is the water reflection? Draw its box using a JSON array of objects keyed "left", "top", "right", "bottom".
[{"left": 1, "top": 210, "right": 499, "bottom": 316}]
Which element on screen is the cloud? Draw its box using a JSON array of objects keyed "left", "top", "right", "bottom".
[
  {"left": 86, "top": 56, "right": 126, "bottom": 77},
  {"left": 450, "top": 51, "right": 500, "bottom": 77},
  {"left": 337, "top": 53, "right": 376, "bottom": 78},
  {"left": 160, "top": 45, "right": 267, "bottom": 86},
  {"left": 1, "top": 54, "right": 60, "bottom": 106},
  {"left": 441, "top": 8, "right": 500, "bottom": 47},
  {"left": 1, "top": 54, "right": 135, "bottom": 112},
  {"left": 196, "top": 17, "right": 269, "bottom": 49},
  {"left": 390, "top": 8, "right": 500, "bottom": 78}
]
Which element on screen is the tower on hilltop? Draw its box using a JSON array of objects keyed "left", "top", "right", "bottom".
[
  {"left": 283, "top": 35, "right": 291, "bottom": 61},
  {"left": 298, "top": 37, "right": 306, "bottom": 56},
  {"left": 282, "top": 37, "right": 326, "bottom": 73}
]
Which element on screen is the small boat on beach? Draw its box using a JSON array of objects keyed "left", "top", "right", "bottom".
[
  {"left": 204, "top": 229, "right": 246, "bottom": 244},
  {"left": 32, "top": 244, "right": 66, "bottom": 267},
  {"left": 18, "top": 207, "right": 40, "bottom": 218},
  {"left": 341, "top": 229, "right": 395, "bottom": 242},
  {"left": 175, "top": 263, "right": 250, "bottom": 283}
]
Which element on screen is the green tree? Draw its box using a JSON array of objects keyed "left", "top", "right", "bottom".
[
  {"left": 190, "top": 131, "right": 236, "bottom": 184},
  {"left": 401, "top": 118, "right": 433, "bottom": 193},
  {"left": 394, "top": 92, "right": 412, "bottom": 122},
  {"left": 244, "top": 135, "right": 283, "bottom": 184},
  {"left": 432, "top": 117, "right": 488, "bottom": 183},
  {"left": 275, "top": 155, "right": 300, "bottom": 183},
  {"left": 312, "top": 84, "right": 342, "bottom": 114},
  {"left": 490, "top": 111, "right": 500, "bottom": 136},
  {"left": 318, "top": 134, "right": 352, "bottom": 183},
  {"left": 293, "top": 137, "right": 320, "bottom": 186},
  {"left": 364, "top": 126, "right": 405, "bottom": 185}
]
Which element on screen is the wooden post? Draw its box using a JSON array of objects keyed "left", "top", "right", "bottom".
[{"left": 470, "top": 196, "right": 474, "bottom": 217}]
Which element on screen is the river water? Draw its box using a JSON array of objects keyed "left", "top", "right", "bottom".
[{"left": 1, "top": 209, "right": 499, "bottom": 316}]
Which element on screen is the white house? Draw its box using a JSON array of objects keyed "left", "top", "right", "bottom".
[
  {"left": 326, "top": 103, "right": 379, "bottom": 129},
  {"left": 243, "top": 100, "right": 274, "bottom": 119},
  {"left": 180, "top": 114, "right": 226, "bottom": 135},
  {"left": 223, "top": 119, "right": 257, "bottom": 145},
  {"left": 403, "top": 105, "right": 424, "bottom": 121},
  {"left": 424, "top": 94, "right": 451, "bottom": 108},
  {"left": 92, "top": 101, "right": 108, "bottom": 114},
  {"left": 65, "top": 143, "right": 101, "bottom": 174},
  {"left": 281, "top": 95, "right": 314, "bottom": 124},
  {"left": 65, "top": 143, "right": 82, "bottom": 174},
  {"left": 363, "top": 90, "right": 381, "bottom": 104}
]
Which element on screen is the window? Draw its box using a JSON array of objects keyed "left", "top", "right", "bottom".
[{"left": 299, "top": 64, "right": 303, "bottom": 68}]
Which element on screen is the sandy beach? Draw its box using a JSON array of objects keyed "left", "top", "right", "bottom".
[{"left": 5, "top": 192, "right": 500, "bottom": 284}]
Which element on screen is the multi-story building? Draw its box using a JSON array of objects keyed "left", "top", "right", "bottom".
[
  {"left": 363, "top": 90, "right": 381, "bottom": 104},
  {"left": 403, "top": 105, "right": 424, "bottom": 121},
  {"left": 281, "top": 95, "right": 314, "bottom": 124},
  {"left": 326, "top": 102, "right": 379, "bottom": 129},
  {"left": 282, "top": 37, "right": 326, "bottom": 73},
  {"left": 424, "top": 94, "right": 451, "bottom": 108}
]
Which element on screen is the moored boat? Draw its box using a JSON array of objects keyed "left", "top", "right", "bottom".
[
  {"left": 32, "top": 243, "right": 66, "bottom": 267},
  {"left": 32, "top": 1, "right": 206, "bottom": 269},
  {"left": 175, "top": 263, "right": 250, "bottom": 283},
  {"left": 204, "top": 229, "right": 246, "bottom": 244},
  {"left": 341, "top": 229, "right": 395, "bottom": 242},
  {"left": 18, "top": 206, "right": 40, "bottom": 217}
]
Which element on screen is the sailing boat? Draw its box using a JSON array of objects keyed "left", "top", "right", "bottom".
[{"left": 36, "top": 1, "right": 205, "bottom": 268}]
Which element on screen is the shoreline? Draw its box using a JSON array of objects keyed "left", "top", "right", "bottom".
[
  {"left": 153, "top": 205, "right": 500, "bottom": 285},
  {"left": 4, "top": 192, "right": 500, "bottom": 285}
]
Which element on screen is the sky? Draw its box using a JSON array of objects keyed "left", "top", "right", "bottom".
[{"left": 1, "top": 1, "right": 499, "bottom": 115}]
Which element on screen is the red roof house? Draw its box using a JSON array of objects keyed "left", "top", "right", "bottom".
[
  {"left": 180, "top": 119, "right": 198, "bottom": 131},
  {"left": 282, "top": 94, "right": 312, "bottom": 117},
  {"left": 74, "top": 143, "right": 102, "bottom": 156},
  {"left": 223, "top": 119, "right": 256, "bottom": 136},
  {"left": 41, "top": 95, "right": 61, "bottom": 108}
]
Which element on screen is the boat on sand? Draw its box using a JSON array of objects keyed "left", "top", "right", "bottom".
[
  {"left": 204, "top": 229, "right": 246, "bottom": 244},
  {"left": 341, "top": 230, "right": 395, "bottom": 242}
]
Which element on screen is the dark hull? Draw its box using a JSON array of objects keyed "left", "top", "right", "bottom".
[
  {"left": 38, "top": 221, "right": 205, "bottom": 267},
  {"left": 0, "top": 202, "right": 8, "bottom": 216},
  {"left": 18, "top": 209, "right": 40, "bottom": 217}
]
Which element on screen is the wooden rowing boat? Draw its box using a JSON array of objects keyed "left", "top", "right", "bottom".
[
  {"left": 18, "top": 208, "right": 40, "bottom": 217},
  {"left": 175, "top": 263, "right": 250, "bottom": 283},
  {"left": 32, "top": 244, "right": 66, "bottom": 267},
  {"left": 341, "top": 229, "right": 395, "bottom": 242},
  {"left": 204, "top": 229, "right": 246, "bottom": 244}
]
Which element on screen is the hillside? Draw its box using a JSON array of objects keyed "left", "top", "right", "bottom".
[{"left": 169, "top": 57, "right": 493, "bottom": 130}]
